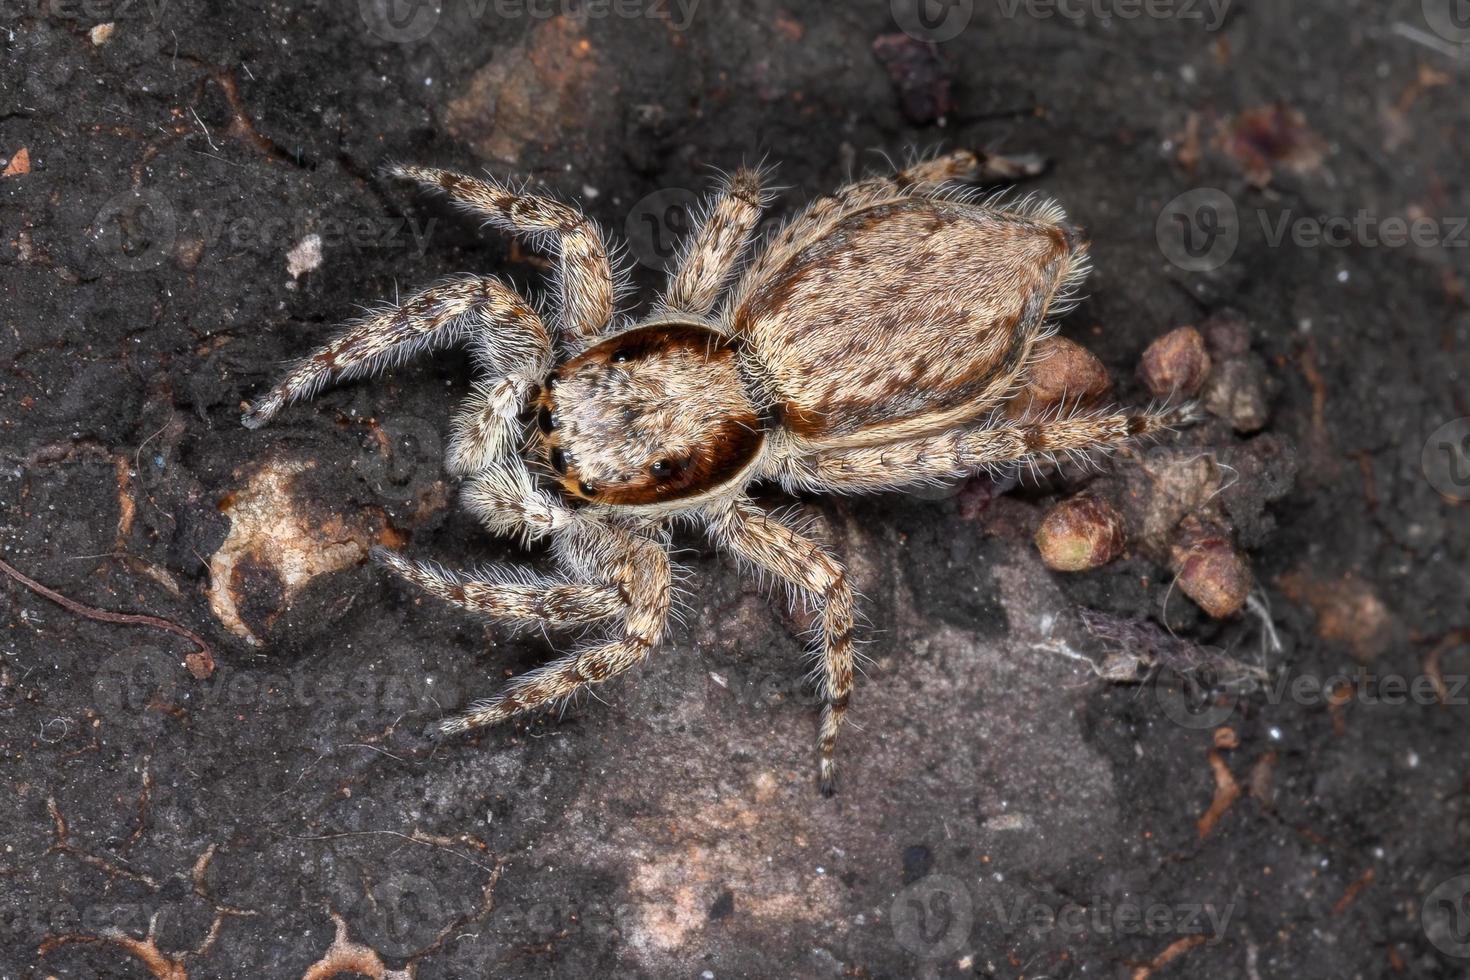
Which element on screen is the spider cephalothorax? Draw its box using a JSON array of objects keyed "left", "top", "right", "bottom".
[
  {"left": 243, "top": 152, "right": 1188, "bottom": 794},
  {"left": 536, "top": 322, "right": 766, "bottom": 507}
]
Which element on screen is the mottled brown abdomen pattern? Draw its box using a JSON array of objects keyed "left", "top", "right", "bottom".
[{"left": 733, "top": 198, "right": 1084, "bottom": 448}]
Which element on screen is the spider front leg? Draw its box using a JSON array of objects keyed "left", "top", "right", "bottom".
[
  {"left": 392, "top": 166, "right": 619, "bottom": 344},
  {"left": 427, "top": 521, "right": 674, "bottom": 739},
  {"left": 710, "top": 499, "right": 856, "bottom": 796},
  {"left": 661, "top": 166, "right": 768, "bottom": 317},
  {"left": 445, "top": 372, "right": 542, "bottom": 476},
  {"left": 383, "top": 452, "right": 673, "bottom": 738},
  {"left": 373, "top": 549, "right": 627, "bottom": 629},
  {"left": 241, "top": 275, "right": 548, "bottom": 429}
]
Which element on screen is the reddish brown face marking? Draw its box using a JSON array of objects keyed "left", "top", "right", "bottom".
[{"left": 537, "top": 323, "right": 765, "bottom": 506}]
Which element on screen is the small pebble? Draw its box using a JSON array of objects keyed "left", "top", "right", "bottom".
[
  {"left": 1203, "top": 357, "right": 1269, "bottom": 433},
  {"left": 1035, "top": 495, "right": 1126, "bottom": 572},
  {"left": 1171, "top": 522, "right": 1253, "bottom": 618},
  {"left": 1140, "top": 325, "right": 1212, "bottom": 398}
]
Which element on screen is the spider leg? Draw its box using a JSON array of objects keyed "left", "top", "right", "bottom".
[
  {"left": 781, "top": 402, "right": 1198, "bottom": 493},
  {"left": 660, "top": 166, "right": 768, "bottom": 317},
  {"left": 428, "top": 522, "right": 673, "bottom": 738},
  {"left": 392, "top": 166, "right": 618, "bottom": 344},
  {"left": 374, "top": 548, "right": 626, "bottom": 627},
  {"left": 460, "top": 457, "right": 576, "bottom": 545},
  {"left": 445, "top": 373, "right": 541, "bottom": 476},
  {"left": 708, "top": 498, "right": 855, "bottom": 796},
  {"left": 241, "top": 275, "right": 548, "bottom": 429}
]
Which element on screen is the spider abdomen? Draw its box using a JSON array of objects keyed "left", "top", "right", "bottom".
[{"left": 734, "top": 198, "right": 1088, "bottom": 448}]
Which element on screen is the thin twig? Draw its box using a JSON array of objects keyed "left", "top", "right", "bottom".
[
  {"left": 0, "top": 555, "right": 214, "bottom": 663},
  {"left": 280, "top": 829, "right": 498, "bottom": 874}
]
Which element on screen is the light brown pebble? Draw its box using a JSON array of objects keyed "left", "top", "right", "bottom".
[
  {"left": 1203, "top": 357, "right": 1269, "bottom": 433},
  {"left": 1009, "top": 336, "right": 1111, "bottom": 415},
  {"left": 1140, "top": 326, "right": 1212, "bottom": 398},
  {"left": 1035, "top": 495, "right": 1126, "bottom": 572},
  {"left": 1171, "top": 525, "right": 1253, "bottom": 618}
]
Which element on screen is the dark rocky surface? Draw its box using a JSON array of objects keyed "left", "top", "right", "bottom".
[{"left": 2, "top": 1, "right": 1468, "bottom": 977}]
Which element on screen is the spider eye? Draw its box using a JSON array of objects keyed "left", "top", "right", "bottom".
[
  {"left": 610, "top": 347, "right": 634, "bottom": 364},
  {"left": 544, "top": 372, "right": 559, "bottom": 389},
  {"left": 578, "top": 481, "right": 597, "bottom": 497},
  {"left": 549, "top": 447, "right": 567, "bottom": 474},
  {"left": 537, "top": 407, "right": 558, "bottom": 433},
  {"left": 650, "top": 458, "right": 680, "bottom": 480}
]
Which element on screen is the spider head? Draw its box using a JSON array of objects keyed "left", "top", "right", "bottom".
[{"left": 535, "top": 323, "right": 766, "bottom": 507}]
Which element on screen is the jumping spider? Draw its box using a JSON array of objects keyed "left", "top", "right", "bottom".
[{"left": 242, "top": 150, "right": 1186, "bottom": 794}]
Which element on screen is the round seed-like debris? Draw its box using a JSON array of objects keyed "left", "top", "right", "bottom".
[
  {"left": 1140, "top": 326, "right": 1212, "bottom": 398},
  {"left": 1172, "top": 534, "right": 1253, "bottom": 618},
  {"left": 1020, "top": 336, "right": 1112, "bottom": 408},
  {"left": 1035, "top": 496, "right": 1126, "bottom": 572}
]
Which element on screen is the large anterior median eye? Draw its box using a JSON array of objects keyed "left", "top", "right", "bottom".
[{"left": 650, "top": 458, "right": 682, "bottom": 480}]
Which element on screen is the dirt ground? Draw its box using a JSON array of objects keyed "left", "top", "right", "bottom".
[{"left": 2, "top": 1, "right": 1468, "bottom": 977}]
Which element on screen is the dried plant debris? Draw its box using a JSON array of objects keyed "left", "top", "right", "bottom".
[{"left": 1075, "top": 608, "right": 1268, "bottom": 690}]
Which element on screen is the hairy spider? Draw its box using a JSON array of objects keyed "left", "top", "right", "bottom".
[{"left": 242, "top": 150, "right": 1187, "bottom": 794}]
